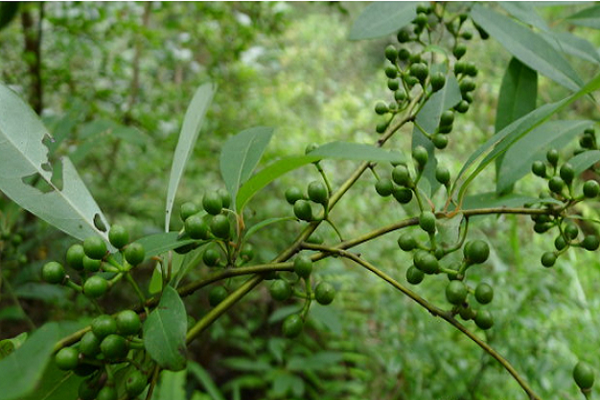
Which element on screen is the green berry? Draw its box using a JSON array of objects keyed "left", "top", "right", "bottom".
[
  {"left": 438, "top": 124, "right": 453, "bottom": 134},
  {"left": 375, "top": 178, "right": 394, "bottom": 197},
  {"left": 406, "top": 266, "right": 424, "bottom": 285},
  {"left": 432, "top": 134, "right": 448, "bottom": 149},
  {"left": 203, "top": 248, "right": 221, "bottom": 267},
  {"left": 555, "top": 235, "right": 567, "bottom": 251},
  {"left": 531, "top": 160, "right": 546, "bottom": 178},
  {"left": 413, "top": 12, "right": 428, "bottom": 28},
  {"left": 285, "top": 187, "right": 304, "bottom": 205},
  {"left": 376, "top": 121, "right": 388, "bottom": 134},
  {"left": 565, "top": 223, "right": 579, "bottom": 240},
  {"left": 83, "top": 236, "right": 107, "bottom": 260},
  {"left": 203, "top": 192, "right": 223, "bottom": 216},
  {"left": 459, "top": 78, "right": 476, "bottom": 93},
  {"left": 66, "top": 243, "right": 86, "bottom": 271},
  {"left": 419, "top": 211, "right": 436, "bottom": 234},
  {"left": 315, "top": 281, "right": 336, "bottom": 305},
  {"left": 582, "top": 235, "right": 600, "bottom": 251},
  {"left": 208, "top": 286, "right": 228, "bottom": 307},
  {"left": 464, "top": 240, "right": 489, "bottom": 264},
  {"left": 83, "top": 275, "right": 108, "bottom": 299},
  {"left": 534, "top": 222, "right": 553, "bottom": 234},
  {"left": 397, "top": 233, "right": 417, "bottom": 251},
  {"left": 79, "top": 331, "right": 101, "bottom": 357},
  {"left": 474, "top": 22, "right": 490, "bottom": 39},
  {"left": 375, "top": 101, "right": 388, "bottom": 115},
  {"left": 217, "top": 188, "right": 231, "bottom": 209},
  {"left": 573, "top": 361, "right": 595, "bottom": 390},
  {"left": 270, "top": 280, "right": 292, "bottom": 301},
  {"left": 464, "top": 62, "right": 478, "bottom": 77},
  {"left": 392, "top": 165, "right": 411, "bottom": 186},
  {"left": 294, "top": 199, "right": 313, "bottom": 221},
  {"left": 560, "top": 163, "right": 575, "bottom": 184},
  {"left": 435, "top": 165, "right": 451, "bottom": 185},
  {"left": 97, "top": 386, "right": 117, "bottom": 400},
  {"left": 454, "top": 61, "right": 466, "bottom": 75},
  {"left": 430, "top": 72, "right": 445, "bottom": 92},
  {"left": 474, "top": 310, "right": 494, "bottom": 330},
  {"left": 445, "top": 280, "right": 468, "bottom": 305},
  {"left": 393, "top": 187, "right": 413, "bottom": 204},
  {"left": 413, "top": 250, "right": 439, "bottom": 274},
  {"left": 549, "top": 176, "right": 565, "bottom": 194},
  {"left": 385, "top": 45, "right": 398, "bottom": 62},
  {"left": 91, "top": 314, "right": 117, "bottom": 339},
  {"left": 440, "top": 110, "right": 454, "bottom": 127},
  {"left": 55, "top": 347, "right": 79, "bottom": 370},
  {"left": 240, "top": 244, "right": 254, "bottom": 262},
  {"left": 82, "top": 255, "right": 101, "bottom": 273},
  {"left": 210, "top": 214, "right": 230, "bottom": 239},
  {"left": 42, "top": 261, "right": 66, "bottom": 284},
  {"left": 185, "top": 215, "right": 210, "bottom": 240},
  {"left": 293, "top": 255, "right": 313, "bottom": 279},
  {"left": 394, "top": 89, "right": 407, "bottom": 102},
  {"left": 397, "top": 28, "right": 411, "bottom": 43},
  {"left": 180, "top": 202, "right": 199, "bottom": 222},
  {"left": 125, "top": 369, "right": 147, "bottom": 397},
  {"left": 385, "top": 65, "right": 398, "bottom": 79},
  {"left": 461, "top": 30, "right": 473, "bottom": 40},
  {"left": 308, "top": 181, "right": 328, "bottom": 204},
  {"left": 387, "top": 79, "right": 400, "bottom": 91},
  {"left": 282, "top": 314, "right": 303, "bottom": 338},
  {"left": 116, "top": 310, "right": 141, "bottom": 336},
  {"left": 412, "top": 145, "right": 428, "bottom": 168},
  {"left": 474, "top": 283, "right": 494, "bottom": 304},
  {"left": 454, "top": 100, "right": 469, "bottom": 113},
  {"left": 453, "top": 43, "right": 467, "bottom": 59},
  {"left": 541, "top": 252, "right": 556, "bottom": 267},
  {"left": 409, "top": 62, "right": 429, "bottom": 82},
  {"left": 546, "top": 149, "right": 559, "bottom": 166},
  {"left": 108, "top": 224, "right": 129, "bottom": 249},
  {"left": 100, "top": 334, "right": 128, "bottom": 361},
  {"left": 583, "top": 180, "right": 599, "bottom": 198},
  {"left": 459, "top": 305, "right": 476, "bottom": 321},
  {"left": 124, "top": 242, "right": 145, "bottom": 266}
]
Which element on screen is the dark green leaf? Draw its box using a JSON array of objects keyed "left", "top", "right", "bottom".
[
  {"left": 495, "top": 58, "right": 538, "bottom": 134},
  {"left": 470, "top": 5, "right": 582, "bottom": 91},
  {"left": 567, "top": 4, "right": 600, "bottom": 29},
  {"left": 0, "top": 332, "right": 27, "bottom": 360},
  {"left": 135, "top": 232, "right": 196, "bottom": 258},
  {"left": 348, "top": 2, "right": 417, "bottom": 40},
  {"left": 221, "top": 357, "right": 271, "bottom": 372},
  {"left": 272, "top": 372, "right": 304, "bottom": 398},
  {"left": 569, "top": 150, "right": 600, "bottom": 175},
  {"left": 21, "top": 365, "right": 82, "bottom": 400},
  {"left": 0, "top": 2, "right": 20, "bottom": 31},
  {"left": 144, "top": 285, "right": 188, "bottom": 371}
]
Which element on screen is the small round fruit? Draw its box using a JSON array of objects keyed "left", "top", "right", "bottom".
[
  {"left": 406, "top": 266, "right": 424, "bottom": 285},
  {"left": 446, "top": 280, "right": 468, "bottom": 305},
  {"left": 459, "top": 305, "right": 476, "bottom": 321},
  {"left": 240, "top": 244, "right": 254, "bottom": 262},
  {"left": 432, "top": 134, "right": 448, "bottom": 149},
  {"left": 208, "top": 286, "right": 228, "bottom": 307},
  {"left": 394, "top": 88, "right": 407, "bottom": 102},
  {"left": 385, "top": 45, "right": 397, "bottom": 62},
  {"left": 375, "top": 178, "right": 394, "bottom": 197},
  {"left": 430, "top": 72, "right": 445, "bottom": 92},
  {"left": 583, "top": 180, "right": 599, "bottom": 198},
  {"left": 66, "top": 243, "right": 86, "bottom": 271},
  {"left": 560, "top": 163, "right": 575, "bottom": 184},
  {"left": 454, "top": 61, "right": 466, "bottom": 75},
  {"left": 185, "top": 215, "right": 210, "bottom": 240},
  {"left": 217, "top": 188, "right": 231, "bottom": 209},
  {"left": 573, "top": 361, "right": 595, "bottom": 390},
  {"left": 116, "top": 310, "right": 141, "bottom": 336},
  {"left": 108, "top": 225, "right": 129, "bottom": 249},
  {"left": 440, "top": 110, "right": 454, "bottom": 127},
  {"left": 294, "top": 199, "right": 313, "bottom": 221},
  {"left": 91, "top": 314, "right": 117, "bottom": 339},
  {"left": 315, "top": 281, "right": 336, "bottom": 305},
  {"left": 565, "top": 223, "right": 579, "bottom": 240},
  {"left": 83, "top": 276, "right": 108, "bottom": 299},
  {"left": 397, "top": 233, "right": 417, "bottom": 251},
  {"left": 464, "top": 240, "right": 490, "bottom": 264},
  {"left": 125, "top": 369, "right": 147, "bottom": 397},
  {"left": 546, "top": 149, "right": 559, "bottom": 166},
  {"left": 413, "top": 250, "right": 439, "bottom": 274},
  {"left": 124, "top": 242, "right": 145, "bottom": 266},
  {"left": 412, "top": 145, "right": 428, "bottom": 168},
  {"left": 42, "top": 261, "right": 66, "bottom": 284},
  {"left": 270, "top": 280, "right": 292, "bottom": 302},
  {"left": 541, "top": 252, "right": 556, "bottom": 267},
  {"left": 79, "top": 331, "right": 101, "bottom": 357},
  {"left": 308, "top": 181, "right": 328, "bottom": 204},
  {"left": 179, "top": 202, "right": 199, "bottom": 222},
  {"left": 582, "top": 235, "right": 600, "bottom": 251},
  {"left": 282, "top": 314, "right": 303, "bottom": 338},
  {"left": 210, "top": 214, "right": 230, "bottom": 239},
  {"left": 475, "top": 283, "right": 494, "bottom": 304},
  {"left": 385, "top": 65, "right": 398, "bottom": 79},
  {"left": 202, "top": 192, "right": 223, "bottom": 215},
  {"left": 285, "top": 187, "right": 303, "bottom": 205},
  {"left": 555, "top": 235, "right": 567, "bottom": 251},
  {"left": 393, "top": 187, "right": 413, "bottom": 204},
  {"left": 453, "top": 43, "right": 467, "bottom": 59},
  {"left": 55, "top": 347, "right": 79, "bottom": 370},
  {"left": 409, "top": 62, "right": 429, "bottom": 82},
  {"left": 474, "top": 309, "right": 494, "bottom": 330},
  {"left": 97, "top": 386, "right": 117, "bottom": 400},
  {"left": 531, "top": 161, "right": 546, "bottom": 178},
  {"left": 392, "top": 165, "right": 411, "bottom": 186},
  {"left": 387, "top": 79, "right": 400, "bottom": 91},
  {"left": 83, "top": 236, "right": 107, "bottom": 260},
  {"left": 435, "top": 165, "right": 450, "bottom": 185},
  {"left": 100, "top": 334, "right": 128, "bottom": 361},
  {"left": 454, "top": 100, "right": 469, "bottom": 113},
  {"left": 203, "top": 248, "right": 221, "bottom": 267},
  {"left": 397, "top": 28, "right": 411, "bottom": 43},
  {"left": 83, "top": 256, "right": 101, "bottom": 273},
  {"left": 294, "top": 255, "right": 313, "bottom": 279},
  {"left": 375, "top": 101, "right": 388, "bottom": 115},
  {"left": 419, "top": 211, "right": 436, "bottom": 234}
]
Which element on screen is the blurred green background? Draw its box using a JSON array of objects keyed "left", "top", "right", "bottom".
[{"left": 1, "top": 2, "right": 600, "bottom": 399}]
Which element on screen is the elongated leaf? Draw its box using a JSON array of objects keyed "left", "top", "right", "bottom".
[
  {"left": 569, "top": 150, "right": 600, "bottom": 175},
  {"left": 135, "top": 232, "right": 196, "bottom": 259},
  {"left": 495, "top": 58, "right": 538, "bottom": 134},
  {"left": 470, "top": 5, "right": 583, "bottom": 91},
  {"left": 21, "top": 365, "right": 82, "bottom": 400},
  {"left": 461, "top": 192, "right": 560, "bottom": 210},
  {"left": 499, "top": 2, "right": 549, "bottom": 31},
  {"left": 244, "top": 217, "right": 296, "bottom": 240},
  {"left": 0, "top": 83, "right": 110, "bottom": 242},
  {"left": 165, "top": 82, "right": 216, "bottom": 231},
  {"left": 543, "top": 31, "right": 600, "bottom": 65},
  {"left": 188, "top": 362, "right": 227, "bottom": 400},
  {"left": 144, "top": 285, "right": 188, "bottom": 371},
  {"left": 152, "top": 370, "right": 187, "bottom": 400},
  {"left": 220, "top": 126, "right": 274, "bottom": 210},
  {"left": 497, "top": 120, "right": 593, "bottom": 193},
  {"left": 0, "top": 323, "right": 60, "bottom": 400},
  {"left": 567, "top": 4, "right": 600, "bottom": 29},
  {"left": 348, "top": 2, "right": 417, "bottom": 40}
]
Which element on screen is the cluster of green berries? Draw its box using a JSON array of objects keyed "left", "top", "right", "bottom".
[
  {"left": 285, "top": 180, "right": 329, "bottom": 222},
  {"left": 54, "top": 311, "right": 148, "bottom": 400},
  {"left": 0, "top": 230, "right": 27, "bottom": 265},
  {"left": 42, "top": 225, "right": 145, "bottom": 300}
]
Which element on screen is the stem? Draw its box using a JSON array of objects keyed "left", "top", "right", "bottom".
[{"left": 125, "top": 273, "right": 149, "bottom": 315}]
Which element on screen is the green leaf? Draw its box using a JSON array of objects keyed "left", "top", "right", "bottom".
[
  {"left": 461, "top": 192, "right": 560, "bottom": 210},
  {"left": 135, "top": 232, "right": 196, "bottom": 259},
  {"left": 272, "top": 372, "right": 304, "bottom": 398},
  {"left": 0, "top": 332, "right": 27, "bottom": 360},
  {"left": 499, "top": 2, "right": 549, "bottom": 31},
  {"left": 0, "top": 83, "right": 111, "bottom": 242},
  {"left": 152, "top": 370, "right": 187, "bottom": 400},
  {"left": 221, "top": 357, "right": 272, "bottom": 372},
  {"left": 310, "top": 141, "right": 405, "bottom": 163},
  {"left": 165, "top": 82, "right": 216, "bottom": 231},
  {"left": 0, "top": 323, "right": 60, "bottom": 400},
  {"left": 495, "top": 58, "right": 538, "bottom": 134},
  {"left": 470, "top": 5, "right": 583, "bottom": 91},
  {"left": 543, "top": 31, "right": 600, "bottom": 65},
  {"left": 569, "top": 150, "right": 600, "bottom": 175},
  {"left": 220, "top": 126, "right": 274, "bottom": 210},
  {"left": 21, "top": 365, "right": 82, "bottom": 400},
  {"left": 188, "top": 362, "right": 227, "bottom": 400},
  {"left": 244, "top": 217, "right": 296, "bottom": 241},
  {"left": 0, "top": 2, "right": 20, "bottom": 31},
  {"left": 143, "top": 285, "right": 188, "bottom": 371},
  {"left": 567, "top": 4, "right": 600, "bottom": 29},
  {"left": 348, "top": 2, "right": 417, "bottom": 40},
  {"left": 497, "top": 120, "right": 594, "bottom": 193}
]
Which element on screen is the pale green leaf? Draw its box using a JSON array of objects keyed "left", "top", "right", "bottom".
[
  {"left": 499, "top": 2, "right": 549, "bottom": 31},
  {"left": 461, "top": 192, "right": 562, "bottom": 210},
  {"left": 135, "top": 232, "right": 196, "bottom": 259},
  {"left": 543, "top": 31, "right": 600, "bottom": 65},
  {"left": 188, "top": 362, "right": 227, "bottom": 400},
  {"left": 569, "top": 150, "right": 600, "bottom": 175},
  {"left": 567, "top": 4, "right": 600, "bottom": 29},
  {"left": 348, "top": 2, "right": 417, "bottom": 40}
]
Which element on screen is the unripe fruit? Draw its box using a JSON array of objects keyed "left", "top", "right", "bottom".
[
  {"left": 531, "top": 160, "right": 546, "bottom": 177},
  {"left": 464, "top": 240, "right": 490, "bottom": 264},
  {"left": 446, "top": 280, "right": 468, "bottom": 305},
  {"left": 210, "top": 214, "right": 230, "bottom": 239},
  {"left": 541, "top": 252, "right": 556, "bottom": 267},
  {"left": 208, "top": 286, "right": 228, "bottom": 307},
  {"left": 548, "top": 176, "right": 564, "bottom": 194},
  {"left": 83, "top": 256, "right": 101, "bottom": 273},
  {"left": 125, "top": 369, "right": 147, "bottom": 397},
  {"left": 294, "top": 199, "right": 313, "bottom": 221},
  {"left": 387, "top": 79, "right": 400, "bottom": 91},
  {"left": 582, "top": 235, "right": 600, "bottom": 251},
  {"left": 409, "top": 62, "right": 429, "bottom": 82},
  {"left": 393, "top": 187, "right": 413, "bottom": 204},
  {"left": 124, "top": 242, "right": 145, "bottom": 266},
  {"left": 100, "top": 334, "right": 128, "bottom": 361},
  {"left": 203, "top": 192, "right": 223, "bottom": 215},
  {"left": 79, "top": 331, "right": 101, "bottom": 357},
  {"left": 240, "top": 244, "right": 254, "bottom": 262},
  {"left": 42, "top": 261, "right": 66, "bottom": 284},
  {"left": 375, "top": 101, "right": 388, "bottom": 115},
  {"left": 459, "top": 305, "right": 476, "bottom": 321},
  {"left": 583, "top": 180, "right": 599, "bottom": 198},
  {"left": 406, "top": 266, "right": 424, "bottom": 284},
  {"left": 376, "top": 121, "right": 388, "bottom": 134},
  {"left": 475, "top": 310, "right": 494, "bottom": 330},
  {"left": 385, "top": 66, "right": 398, "bottom": 79},
  {"left": 116, "top": 310, "right": 141, "bottom": 336},
  {"left": 440, "top": 110, "right": 454, "bottom": 127},
  {"left": 412, "top": 145, "right": 428, "bottom": 168},
  {"left": 397, "top": 233, "right": 417, "bottom": 251},
  {"left": 203, "top": 248, "right": 220, "bottom": 267},
  {"left": 453, "top": 43, "right": 467, "bottom": 59},
  {"left": 455, "top": 100, "right": 469, "bottom": 113},
  {"left": 419, "top": 211, "right": 436, "bottom": 233},
  {"left": 55, "top": 347, "right": 79, "bottom": 370},
  {"left": 413, "top": 250, "right": 439, "bottom": 274},
  {"left": 454, "top": 61, "right": 466, "bottom": 75},
  {"left": 534, "top": 222, "right": 553, "bottom": 234},
  {"left": 108, "top": 225, "right": 129, "bottom": 249},
  {"left": 546, "top": 149, "right": 559, "bottom": 166},
  {"left": 459, "top": 78, "right": 476, "bottom": 93},
  {"left": 315, "top": 281, "right": 336, "bottom": 305},
  {"left": 397, "top": 28, "right": 411, "bottom": 43},
  {"left": 66, "top": 243, "right": 86, "bottom": 271},
  {"left": 464, "top": 62, "right": 478, "bottom": 77},
  {"left": 97, "top": 386, "right": 117, "bottom": 400},
  {"left": 474, "top": 283, "right": 494, "bottom": 304},
  {"left": 83, "top": 236, "right": 107, "bottom": 260},
  {"left": 180, "top": 202, "right": 199, "bottom": 222},
  {"left": 91, "top": 314, "right": 117, "bottom": 339},
  {"left": 565, "top": 223, "right": 579, "bottom": 240},
  {"left": 270, "top": 280, "right": 292, "bottom": 301},
  {"left": 430, "top": 72, "right": 445, "bottom": 92},
  {"left": 84, "top": 276, "right": 108, "bottom": 299},
  {"left": 185, "top": 215, "right": 210, "bottom": 240},
  {"left": 432, "top": 134, "right": 448, "bottom": 149},
  {"left": 217, "top": 188, "right": 231, "bottom": 209},
  {"left": 573, "top": 361, "right": 595, "bottom": 390},
  {"left": 375, "top": 178, "right": 394, "bottom": 197},
  {"left": 435, "top": 165, "right": 451, "bottom": 185},
  {"left": 413, "top": 12, "right": 428, "bottom": 28},
  {"left": 308, "top": 181, "right": 328, "bottom": 204},
  {"left": 385, "top": 45, "right": 398, "bottom": 62},
  {"left": 560, "top": 163, "right": 575, "bottom": 184},
  {"left": 282, "top": 314, "right": 303, "bottom": 338},
  {"left": 392, "top": 165, "right": 411, "bottom": 186},
  {"left": 555, "top": 235, "right": 567, "bottom": 251},
  {"left": 294, "top": 255, "right": 313, "bottom": 279},
  {"left": 285, "top": 187, "right": 303, "bottom": 205}
]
